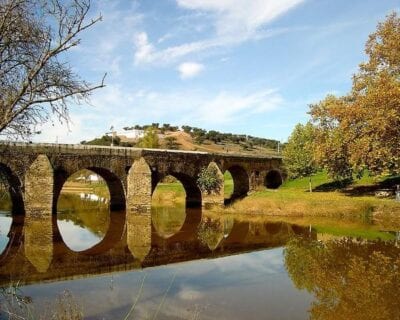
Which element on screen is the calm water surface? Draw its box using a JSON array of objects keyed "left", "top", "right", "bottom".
[{"left": 0, "top": 193, "right": 399, "bottom": 319}]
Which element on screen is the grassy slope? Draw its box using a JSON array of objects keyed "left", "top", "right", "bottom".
[
  {"left": 280, "top": 171, "right": 377, "bottom": 190},
  {"left": 229, "top": 171, "right": 400, "bottom": 229}
]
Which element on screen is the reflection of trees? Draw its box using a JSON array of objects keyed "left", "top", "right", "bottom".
[
  {"left": 57, "top": 194, "right": 109, "bottom": 236},
  {"left": 284, "top": 237, "right": 400, "bottom": 320},
  {"left": 0, "top": 192, "right": 11, "bottom": 211},
  {"left": 151, "top": 204, "right": 186, "bottom": 239},
  {"left": 0, "top": 174, "right": 11, "bottom": 210},
  {"left": 197, "top": 216, "right": 233, "bottom": 250}
]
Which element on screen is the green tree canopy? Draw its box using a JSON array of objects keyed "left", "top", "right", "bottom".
[
  {"left": 283, "top": 122, "right": 318, "bottom": 191},
  {"left": 197, "top": 165, "right": 223, "bottom": 195},
  {"left": 137, "top": 126, "right": 160, "bottom": 149}
]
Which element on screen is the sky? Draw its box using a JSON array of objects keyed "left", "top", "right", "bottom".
[{"left": 33, "top": 0, "right": 400, "bottom": 144}]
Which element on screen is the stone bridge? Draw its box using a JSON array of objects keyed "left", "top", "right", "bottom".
[{"left": 0, "top": 142, "right": 284, "bottom": 215}]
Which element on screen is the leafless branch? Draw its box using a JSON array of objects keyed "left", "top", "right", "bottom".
[{"left": 0, "top": 0, "right": 105, "bottom": 139}]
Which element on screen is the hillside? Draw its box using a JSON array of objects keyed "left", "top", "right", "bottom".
[
  {"left": 157, "top": 131, "right": 278, "bottom": 155},
  {"left": 82, "top": 125, "right": 281, "bottom": 156}
]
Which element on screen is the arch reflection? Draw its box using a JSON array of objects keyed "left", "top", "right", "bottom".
[
  {"left": 152, "top": 175, "right": 187, "bottom": 239},
  {"left": 0, "top": 207, "right": 317, "bottom": 288},
  {"left": 57, "top": 193, "right": 111, "bottom": 252}
]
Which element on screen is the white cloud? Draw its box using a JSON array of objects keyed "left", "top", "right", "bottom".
[
  {"left": 177, "top": 0, "right": 305, "bottom": 37},
  {"left": 133, "top": 0, "right": 305, "bottom": 65},
  {"left": 178, "top": 62, "right": 204, "bottom": 79},
  {"left": 133, "top": 32, "right": 156, "bottom": 65}
]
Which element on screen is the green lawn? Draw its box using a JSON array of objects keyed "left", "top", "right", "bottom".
[
  {"left": 280, "top": 171, "right": 380, "bottom": 191},
  {"left": 224, "top": 171, "right": 234, "bottom": 198}
]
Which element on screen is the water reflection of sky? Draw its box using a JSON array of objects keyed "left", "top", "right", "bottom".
[
  {"left": 0, "top": 212, "right": 12, "bottom": 254},
  {"left": 57, "top": 220, "right": 103, "bottom": 251},
  {"left": 19, "top": 248, "right": 312, "bottom": 319}
]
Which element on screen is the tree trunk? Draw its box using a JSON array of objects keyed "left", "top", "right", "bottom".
[{"left": 309, "top": 175, "right": 312, "bottom": 193}]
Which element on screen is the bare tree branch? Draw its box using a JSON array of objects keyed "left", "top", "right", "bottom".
[{"left": 0, "top": 0, "right": 105, "bottom": 139}]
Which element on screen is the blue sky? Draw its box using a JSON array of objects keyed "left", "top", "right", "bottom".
[{"left": 34, "top": 0, "right": 400, "bottom": 143}]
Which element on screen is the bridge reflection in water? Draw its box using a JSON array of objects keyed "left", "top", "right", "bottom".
[
  {"left": 0, "top": 205, "right": 313, "bottom": 287},
  {"left": 1, "top": 198, "right": 400, "bottom": 319}
]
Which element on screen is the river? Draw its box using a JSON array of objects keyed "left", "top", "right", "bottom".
[{"left": 0, "top": 190, "right": 399, "bottom": 319}]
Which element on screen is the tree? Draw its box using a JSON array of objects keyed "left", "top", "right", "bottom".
[
  {"left": 197, "top": 165, "right": 223, "bottom": 194},
  {"left": 309, "top": 96, "right": 354, "bottom": 180},
  {"left": 181, "top": 125, "right": 192, "bottom": 133},
  {"left": 285, "top": 237, "right": 400, "bottom": 320},
  {"left": 310, "top": 12, "right": 400, "bottom": 177},
  {"left": 164, "top": 136, "right": 180, "bottom": 150},
  {"left": 137, "top": 126, "right": 159, "bottom": 148},
  {"left": 81, "top": 135, "right": 120, "bottom": 146},
  {"left": 0, "top": 0, "right": 105, "bottom": 139},
  {"left": 283, "top": 122, "right": 318, "bottom": 192}
]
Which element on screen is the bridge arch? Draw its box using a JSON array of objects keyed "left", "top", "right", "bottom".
[
  {"left": 0, "top": 163, "right": 24, "bottom": 214},
  {"left": 225, "top": 165, "right": 249, "bottom": 203},
  {"left": 152, "top": 172, "right": 202, "bottom": 208},
  {"left": 54, "top": 167, "right": 126, "bottom": 212},
  {"left": 264, "top": 169, "right": 283, "bottom": 189}
]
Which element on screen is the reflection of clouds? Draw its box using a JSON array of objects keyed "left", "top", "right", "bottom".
[
  {"left": 174, "top": 248, "right": 285, "bottom": 282},
  {"left": 0, "top": 214, "right": 12, "bottom": 254},
  {"left": 212, "top": 248, "right": 284, "bottom": 275},
  {"left": 57, "top": 220, "right": 103, "bottom": 251},
  {"left": 18, "top": 247, "right": 311, "bottom": 319},
  {"left": 177, "top": 287, "right": 204, "bottom": 300}
]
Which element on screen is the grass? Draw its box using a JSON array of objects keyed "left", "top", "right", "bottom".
[
  {"left": 280, "top": 171, "right": 380, "bottom": 191},
  {"left": 152, "top": 182, "right": 186, "bottom": 206},
  {"left": 224, "top": 171, "right": 234, "bottom": 198},
  {"left": 280, "top": 171, "right": 332, "bottom": 190},
  {"left": 225, "top": 171, "right": 400, "bottom": 226}
]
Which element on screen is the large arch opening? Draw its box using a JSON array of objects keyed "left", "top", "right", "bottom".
[
  {"left": 224, "top": 165, "right": 249, "bottom": 204},
  {"left": 265, "top": 170, "right": 283, "bottom": 189},
  {"left": 56, "top": 168, "right": 125, "bottom": 252},
  {"left": 152, "top": 175, "right": 187, "bottom": 239},
  {"left": 152, "top": 172, "right": 202, "bottom": 208},
  {"left": 0, "top": 164, "right": 23, "bottom": 256}
]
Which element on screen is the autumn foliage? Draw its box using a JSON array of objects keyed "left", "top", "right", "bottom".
[{"left": 309, "top": 12, "right": 400, "bottom": 178}]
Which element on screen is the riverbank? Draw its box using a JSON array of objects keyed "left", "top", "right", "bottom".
[
  {"left": 222, "top": 172, "right": 400, "bottom": 227},
  {"left": 225, "top": 189, "right": 400, "bottom": 225}
]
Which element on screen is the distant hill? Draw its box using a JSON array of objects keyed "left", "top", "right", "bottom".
[{"left": 81, "top": 124, "right": 281, "bottom": 156}]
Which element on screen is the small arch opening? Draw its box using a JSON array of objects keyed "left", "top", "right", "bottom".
[
  {"left": 265, "top": 170, "right": 283, "bottom": 189},
  {"left": 152, "top": 175, "right": 187, "bottom": 239},
  {"left": 224, "top": 171, "right": 234, "bottom": 200},
  {"left": 224, "top": 166, "right": 249, "bottom": 204},
  {"left": 56, "top": 169, "right": 112, "bottom": 252}
]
